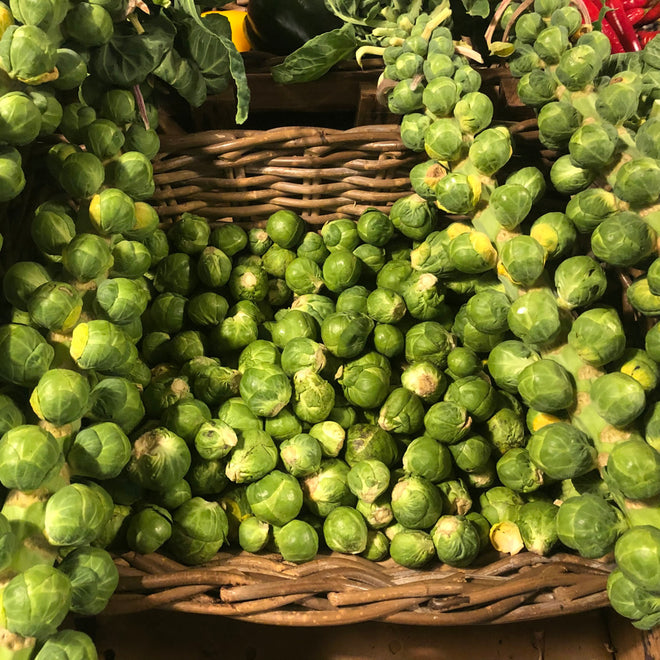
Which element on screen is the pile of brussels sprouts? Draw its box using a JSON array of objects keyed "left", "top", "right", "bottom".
[{"left": 0, "top": 0, "right": 659, "bottom": 655}]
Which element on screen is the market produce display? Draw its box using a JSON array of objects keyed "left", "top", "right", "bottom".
[{"left": 0, "top": 0, "right": 659, "bottom": 654}]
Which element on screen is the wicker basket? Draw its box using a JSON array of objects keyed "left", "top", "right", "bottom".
[{"left": 107, "top": 550, "right": 613, "bottom": 625}]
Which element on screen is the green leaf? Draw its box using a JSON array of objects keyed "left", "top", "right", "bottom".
[
  {"left": 153, "top": 48, "right": 207, "bottom": 108},
  {"left": 183, "top": 13, "right": 232, "bottom": 92},
  {"left": 271, "top": 24, "right": 358, "bottom": 85},
  {"left": 460, "top": 0, "right": 490, "bottom": 18},
  {"left": 91, "top": 14, "right": 176, "bottom": 88},
  {"left": 173, "top": 0, "right": 249, "bottom": 124}
]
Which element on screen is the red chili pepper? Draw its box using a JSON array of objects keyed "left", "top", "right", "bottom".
[
  {"left": 639, "top": 29, "right": 660, "bottom": 44},
  {"left": 607, "top": 0, "right": 642, "bottom": 50},
  {"left": 622, "top": 0, "right": 647, "bottom": 10},
  {"left": 629, "top": 7, "right": 647, "bottom": 24},
  {"left": 634, "top": 1, "right": 660, "bottom": 25},
  {"left": 582, "top": 0, "right": 627, "bottom": 52}
]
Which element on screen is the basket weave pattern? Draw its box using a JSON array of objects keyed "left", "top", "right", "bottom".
[
  {"left": 151, "top": 125, "right": 425, "bottom": 225},
  {"left": 108, "top": 550, "right": 613, "bottom": 625}
]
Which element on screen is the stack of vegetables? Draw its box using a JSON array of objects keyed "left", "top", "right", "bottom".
[{"left": 0, "top": 0, "right": 658, "bottom": 654}]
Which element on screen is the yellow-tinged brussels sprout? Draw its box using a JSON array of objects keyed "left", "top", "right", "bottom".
[{"left": 0, "top": 25, "right": 56, "bottom": 84}]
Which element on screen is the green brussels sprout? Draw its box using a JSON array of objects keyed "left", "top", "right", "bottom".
[
  {"left": 291, "top": 369, "right": 335, "bottom": 424},
  {"left": 64, "top": 2, "right": 112, "bottom": 46},
  {"left": 34, "top": 630, "right": 98, "bottom": 660},
  {"left": 508, "top": 42, "right": 543, "bottom": 76},
  {"left": 321, "top": 218, "right": 359, "bottom": 251},
  {"left": 225, "top": 429, "right": 278, "bottom": 484},
  {"left": 628, "top": 278, "right": 660, "bottom": 317},
  {"left": 297, "top": 231, "right": 330, "bottom": 264},
  {"left": 0, "top": 26, "right": 55, "bottom": 85},
  {"left": 167, "top": 497, "right": 228, "bottom": 565},
  {"left": 126, "top": 427, "right": 191, "bottom": 492},
  {"left": 0, "top": 323, "right": 53, "bottom": 386},
  {"left": 454, "top": 63, "right": 482, "bottom": 91},
  {"left": 549, "top": 155, "right": 595, "bottom": 195},
  {"left": 496, "top": 448, "right": 543, "bottom": 494},
  {"left": 193, "top": 419, "right": 237, "bottom": 461},
  {"left": 400, "top": 112, "right": 431, "bottom": 153},
  {"left": 0, "top": 145, "right": 24, "bottom": 201},
  {"left": 265, "top": 407, "right": 303, "bottom": 442},
  {"left": 402, "top": 435, "right": 452, "bottom": 483},
  {"left": 499, "top": 235, "right": 546, "bottom": 286},
  {"left": 361, "top": 529, "right": 389, "bottom": 561},
  {"left": 274, "top": 519, "right": 319, "bottom": 563},
  {"left": 154, "top": 253, "right": 198, "bottom": 296},
  {"left": 567, "top": 307, "right": 626, "bottom": 367},
  {"left": 517, "top": 68, "right": 558, "bottom": 107},
  {"left": 0, "top": 424, "right": 61, "bottom": 490},
  {"left": 323, "top": 506, "right": 368, "bottom": 554},
  {"left": 2, "top": 565, "right": 71, "bottom": 639},
  {"left": 126, "top": 504, "right": 172, "bottom": 554},
  {"left": 86, "top": 377, "right": 144, "bottom": 434},
  {"left": 168, "top": 213, "right": 210, "bottom": 254},
  {"left": 168, "top": 329, "right": 208, "bottom": 365},
  {"left": 320, "top": 249, "right": 361, "bottom": 293},
  {"left": 483, "top": 405, "right": 526, "bottom": 456},
  {"left": 590, "top": 372, "right": 646, "bottom": 427},
  {"left": 237, "top": 340, "right": 280, "bottom": 374},
  {"left": 67, "top": 422, "right": 131, "bottom": 480},
  {"left": 62, "top": 233, "right": 113, "bottom": 282},
  {"left": 567, "top": 123, "right": 617, "bottom": 172},
  {"left": 239, "top": 365, "right": 291, "bottom": 418},
  {"left": 96, "top": 277, "right": 149, "bottom": 324},
  {"left": 591, "top": 212, "right": 657, "bottom": 267},
  {"left": 353, "top": 243, "right": 386, "bottom": 275},
  {"left": 265, "top": 309, "right": 317, "bottom": 349},
  {"left": 468, "top": 126, "right": 512, "bottom": 176},
  {"left": 555, "top": 43, "right": 602, "bottom": 92},
  {"left": 266, "top": 209, "right": 304, "bottom": 248},
  {"left": 516, "top": 11, "right": 545, "bottom": 42},
  {"left": 355, "top": 211, "right": 394, "bottom": 249},
  {"left": 334, "top": 285, "right": 368, "bottom": 315},
  {"left": 345, "top": 423, "right": 397, "bottom": 467},
  {"left": 636, "top": 117, "right": 660, "bottom": 159},
  {"left": 228, "top": 263, "right": 268, "bottom": 302},
  {"left": 107, "top": 151, "right": 154, "bottom": 200},
  {"left": 391, "top": 475, "right": 444, "bottom": 529},
  {"left": 279, "top": 338, "right": 324, "bottom": 377},
  {"left": 449, "top": 434, "right": 492, "bottom": 473},
  {"left": 247, "top": 228, "right": 272, "bottom": 256},
  {"left": 444, "top": 375, "right": 497, "bottom": 422},
  {"left": 88, "top": 188, "right": 135, "bottom": 237},
  {"left": 394, "top": 51, "right": 424, "bottom": 78},
  {"left": 389, "top": 529, "right": 434, "bottom": 568},
  {"left": 109, "top": 240, "right": 152, "bottom": 279},
  {"left": 186, "top": 292, "right": 228, "bottom": 328},
  {"left": 147, "top": 292, "right": 187, "bottom": 335},
  {"left": 59, "top": 152, "right": 106, "bottom": 199},
  {"left": 527, "top": 422, "right": 596, "bottom": 480},
  {"left": 347, "top": 459, "right": 390, "bottom": 503},
  {"left": 400, "top": 361, "right": 446, "bottom": 404},
  {"left": 27, "top": 281, "right": 81, "bottom": 333},
  {"left": 437, "top": 479, "right": 472, "bottom": 516},
  {"left": 448, "top": 230, "right": 497, "bottom": 274},
  {"left": 409, "top": 161, "right": 447, "bottom": 202},
  {"left": 279, "top": 433, "right": 322, "bottom": 477},
  {"left": 596, "top": 81, "right": 641, "bottom": 126},
  {"left": 404, "top": 321, "right": 455, "bottom": 367},
  {"left": 238, "top": 516, "right": 270, "bottom": 553},
  {"left": 557, "top": 494, "right": 627, "bottom": 558},
  {"left": 58, "top": 545, "right": 119, "bottom": 615},
  {"left": 377, "top": 259, "right": 413, "bottom": 295},
  {"left": 70, "top": 320, "right": 137, "bottom": 374},
  {"left": 378, "top": 324, "right": 411, "bottom": 355},
  {"left": 3, "top": 261, "right": 51, "bottom": 310},
  {"left": 301, "top": 458, "right": 354, "bottom": 517},
  {"left": 424, "top": 77, "right": 461, "bottom": 118},
  {"left": 262, "top": 244, "right": 296, "bottom": 279},
  {"left": 44, "top": 482, "right": 111, "bottom": 546},
  {"left": 487, "top": 183, "right": 533, "bottom": 231},
  {"left": 99, "top": 88, "right": 136, "bottom": 124},
  {"left": 267, "top": 278, "right": 293, "bottom": 307},
  {"left": 431, "top": 515, "right": 480, "bottom": 567},
  {"left": 533, "top": 24, "right": 569, "bottom": 64},
  {"left": 388, "top": 77, "right": 425, "bottom": 114},
  {"left": 0, "top": 395, "right": 24, "bottom": 437},
  {"left": 356, "top": 495, "right": 393, "bottom": 529},
  {"left": 606, "top": 439, "right": 660, "bottom": 501},
  {"left": 554, "top": 256, "right": 607, "bottom": 309},
  {"left": 615, "top": 526, "right": 660, "bottom": 594},
  {"left": 321, "top": 312, "right": 373, "bottom": 359},
  {"left": 506, "top": 289, "right": 562, "bottom": 349},
  {"left": 210, "top": 223, "right": 247, "bottom": 256},
  {"left": 613, "top": 158, "right": 660, "bottom": 206},
  {"left": 124, "top": 124, "right": 160, "bottom": 159},
  {"left": 424, "top": 51, "right": 454, "bottom": 79},
  {"left": 409, "top": 229, "right": 452, "bottom": 275},
  {"left": 377, "top": 387, "right": 424, "bottom": 435},
  {"left": 390, "top": 194, "right": 436, "bottom": 241},
  {"left": 615, "top": 348, "right": 660, "bottom": 393},
  {"left": 566, "top": 188, "right": 619, "bottom": 233},
  {"left": 607, "top": 568, "right": 660, "bottom": 628},
  {"left": 246, "top": 470, "right": 303, "bottom": 526},
  {"left": 309, "top": 421, "right": 345, "bottom": 457},
  {"left": 161, "top": 398, "right": 211, "bottom": 444},
  {"left": 478, "top": 487, "right": 523, "bottom": 525},
  {"left": 537, "top": 101, "right": 582, "bottom": 150},
  {"left": 217, "top": 397, "right": 262, "bottom": 434},
  {"left": 28, "top": 89, "right": 62, "bottom": 137},
  {"left": 424, "top": 401, "right": 471, "bottom": 444},
  {"left": 453, "top": 92, "right": 494, "bottom": 135},
  {"left": 85, "top": 119, "right": 125, "bottom": 160},
  {"left": 516, "top": 359, "right": 574, "bottom": 413},
  {"left": 402, "top": 272, "right": 448, "bottom": 321},
  {"left": 464, "top": 290, "right": 509, "bottom": 336},
  {"left": 195, "top": 247, "right": 232, "bottom": 288},
  {"left": 516, "top": 500, "right": 559, "bottom": 555}
]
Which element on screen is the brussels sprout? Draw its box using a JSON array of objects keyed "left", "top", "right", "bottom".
[
  {"left": 86, "top": 377, "right": 144, "bottom": 434},
  {"left": 0, "top": 144, "right": 24, "bottom": 201},
  {"left": 2, "top": 565, "right": 71, "bottom": 639},
  {"left": 277, "top": 433, "right": 320, "bottom": 477},
  {"left": 514, "top": 500, "right": 559, "bottom": 556},
  {"left": 126, "top": 427, "right": 191, "bottom": 491},
  {"left": 300, "top": 458, "right": 354, "bottom": 517},
  {"left": 124, "top": 124, "right": 160, "bottom": 159},
  {"left": 468, "top": 126, "right": 512, "bottom": 176},
  {"left": 110, "top": 240, "right": 152, "bottom": 279},
  {"left": 0, "top": 424, "right": 61, "bottom": 490},
  {"left": 44, "top": 482, "right": 111, "bottom": 546},
  {"left": 377, "top": 387, "right": 424, "bottom": 436},
  {"left": 557, "top": 494, "right": 627, "bottom": 558},
  {"left": 238, "top": 516, "right": 270, "bottom": 553},
  {"left": 404, "top": 321, "right": 455, "bottom": 368},
  {"left": 262, "top": 245, "right": 296, "bottom": 280},
  {"left": 239, "top": 365, "right": 291, "bottom": 418},
  {"left": 506, "top": 289, "right": 562, "bottom": 349},
  {"left": 161, "top": 398, "right": 212, "bottom": 444},
  {"left": 297, "top": 231, "right": 330, "bottom": 264},
  {"left": 58, "top": 545, "right": 119, "bottom": 615},
  {"left": 566, "top": 188, "right": 619, "bottom": 233},
  {"left": 591, "top": 372, "right": 646, "bottom": 427},
  {"left": 567, "top": 307, "right": 626, "bottom": 367},
  {"left": 591, "top": 213, "right": 656, "bottom": 267},
  {"left": 628, "top": 278, "right": 660, "bottom": 317},
  {"left": 517, "top": 68, "right": 558, "bottom": 107},
  {"left": 274, "top": 519, "right": 319, "bottom": 563},
  {"left": 401, "top": 435, "right": 451, "bottom": 483},
  {"left": 246, "top": 228, "right": 271, "bottom": 256},
  {"left": 516, "top": 11, "right": 545, "bottom": 42},
  {"left": 62, "top": 233, "right": 113, "bottom": 282},
  {"left": 549, "top": 155, "right": 595, "bottom": 195},
  {"left": 554, "top": 256, "right": 607, "bottom": 309},
  {"left": 499, "top": 235, "right": 546, "bottom": 286},
  {"left": 390, "top": 194, "right": 436, "bottom": 241},
  {"left": 377, "top": 259, "right": 413, "bottom": 295},
  {"left": 0, "top": 395, "right": 24, "bottom": 437},
  {"left": 615, "top": 526, "right": 660, "bottom": 596},
  {"left": 95, "top": 277, "right": 148, "bottom": 324},
  {"left": 0, "top": 25, "right": 56, "bottom": 86},
  {"left": 34, "top": 630, "right": 98, "bottom": 660},
  {"left": 167, "top": 213, "right": 210, "bottom": 254},
  {"left": 58, "top": 151, "right": 106, "bottom": 199},
  {"left": 27, "top": 281, "right": 81, "bottom": 333},
  {"left": 388, "top": 77, "right": 425, "bottom": 114},
  {"left": 225, "top": 429, "right": 278, "bottom": 484},
  {"left": 613, "top": 158, "right": 660, "bottom": 206},
  {"left": 107, "top": 151, "right": 154, "bottom": 200},
  {"left": 449, "top": 434, "right": 492, "bottom": 473},
  {"left": 353, "top": 243, "right": 386, "bottom": 275},
  {"left": 606, "top": 439, "right": 660, "bottom": 501},
  {"left": 487, "top": 183, "right": 533, "bottom": 231},
  {"left": 302, "top": 422, "right": 341, "bottom": 459},
  {"left": 320, "top": 311, "right": 373, "bottom": 359},
  {"left": 423, "top": 401, "right": 471, "bottom": 445},
  {"left": 28, "top": 90, "right": 61, "bottom": 138},
  {"left": 167, "top": 497, "right": 228, "bottom": 565},
  {"left": 431, "top": 515, "right": 481, "bottom": 567},
  {"left": 516, "top": 359, "right": 574, "bottom": 414},
  {"left": 479, "top": 487, "right": 523, "bottom": 525},
  {"left": 245, "top": 470, "right": 303, "bottom": 527},
  {"left": 265, "top": 209, "right": 304, "bottom": 248},
  {"left": 444, "top": 375, "right": 497, "bottom": 423},
  {"left": 596, "top": 81, "right": 641, "bottom": 126},
  {"left": 616, "top": 348, "right": 660, "bottom": 393},
  {"left": 323, "top": 506, "right": 368, "bottom": 554},
  {"left": 3, "top": 261, "right": 51, "bottom": 310},
  {"left": 496, "top": 448, "right": 543, "bottom": 494},
  {"left": 347, "top": 459, "right": 390, "bottom": 503},
  {"left": 387, "top": 529, "right": 433, "bottom": 568},
  {"left": 210, "top": 223, "right": 247, "bottom": 255},
  {"left": 263, "top": 407, "right": 301, "bottom": 443},
  {"left": 70, "top": 320, "right": 137, "bottom": 374},
  {"left": 356, "top": 495, "right": 394, "bottom": 529},
  {"left": 0, "top": 323, "right": 54, "bottom": 386},
  {"left": 345, "top": 423, "right": 397, "bottom": 467},
  {"left": 537, "top": 101, "right": 582, "bottom": 150},
  {"left": 291, "top": 369, "right": 334, "bottom": 424},
  {"left": 355, "top": 210, "right": 394, "bottom": 248},
  {"left": 607, "top": 568, "right": 660, "bottom": 625},
  {"left": 125, "top": 504, "right": 172, "bottom": 554},
  {"left": 194, "top": 248, "right": 232, "bottom": 289},
  {"left": 391, "top": 475, "right": 444, "bottom": 530},
  {"left": 64, "top": 2, "right": 112, "bottom": 46},
  {"left": 448, "top": 230, "right": 497, "bottom": 274},
  {"left": 217, "top": 398, "right": 262, "bottom": 434},
  {"left": 85, "top": 119, "right": 125, "bottom": 160},
  {"left": 67, "top": 422, "right": 130, "bottom": 480}
]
